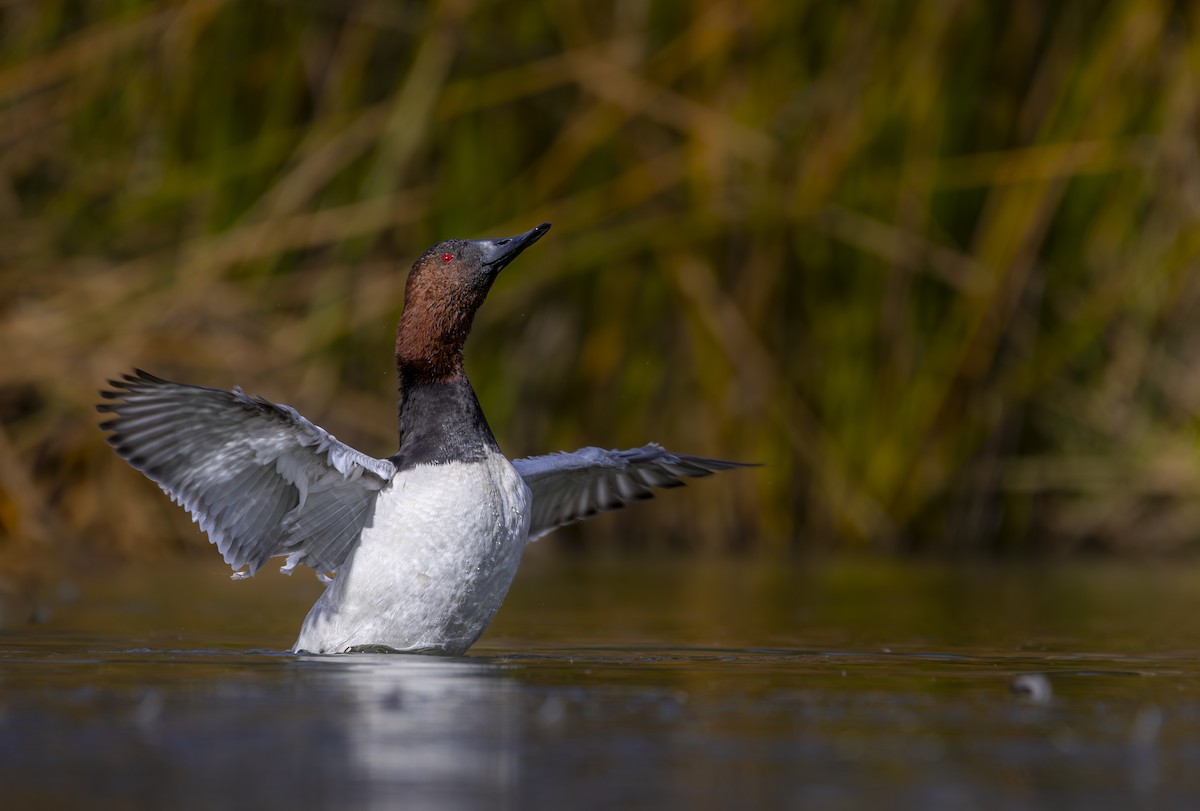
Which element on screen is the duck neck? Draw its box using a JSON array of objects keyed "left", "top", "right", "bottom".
[
  {"left": 394, "top": 303, "right": 470, "bottom": 385},
  {"left": 393, "top": 355, "right": 499, "bottom": 471}
]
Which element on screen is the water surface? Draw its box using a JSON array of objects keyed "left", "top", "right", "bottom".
[{"left": 3, "top": 553, "right": 1199, "bottom": 809}]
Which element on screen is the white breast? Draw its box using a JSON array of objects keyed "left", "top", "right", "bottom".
[{"left": 293, "top": 450, "right": 531, "bottom": 654}]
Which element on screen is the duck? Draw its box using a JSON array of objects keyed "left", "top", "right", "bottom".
[{"left": 98, "top": 222, "right": 750, "bottom": 655}]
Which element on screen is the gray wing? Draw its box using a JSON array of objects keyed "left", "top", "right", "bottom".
[
  {"left": 512, "top": 444, "right": 752, "bottom": 541},
  {"left": 98, "top": 370, "right": 396, "bottom": 579}
]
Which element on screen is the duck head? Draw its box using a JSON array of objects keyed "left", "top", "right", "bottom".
[{"left": 395, "top": 223, "right": 551, "bottom": 383}]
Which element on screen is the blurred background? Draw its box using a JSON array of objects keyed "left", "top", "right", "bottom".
[{"left": 3, "top": 0, "right": 1200, "bottom": 603}]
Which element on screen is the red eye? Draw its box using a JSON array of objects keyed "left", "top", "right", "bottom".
[{"left": 441, "top": 253, "right": 454, "bottom": 263}]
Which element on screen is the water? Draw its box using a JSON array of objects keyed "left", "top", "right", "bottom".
[{"left": 3, "top": 551, "right": 1200, "bottom": 809}]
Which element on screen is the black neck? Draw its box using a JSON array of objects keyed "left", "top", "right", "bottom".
[{"left": 392, "top": 375, "right": 499, "bottom": 471}]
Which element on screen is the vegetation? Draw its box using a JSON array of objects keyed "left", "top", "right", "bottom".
[{"left": 2, "top": 0, "right": 1200, "bottom": 578}]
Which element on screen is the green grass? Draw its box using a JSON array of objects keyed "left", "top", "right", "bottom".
[{"left": 2, "top": 0, "right": 1199, "bottom": 567}]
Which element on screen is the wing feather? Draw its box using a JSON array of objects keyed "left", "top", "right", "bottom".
[
  {"left": 512, "top": 443, "right": 752, "bottom": 541},
  {"left": 98, "top": 370, "right": 395, "bottom": 578}
]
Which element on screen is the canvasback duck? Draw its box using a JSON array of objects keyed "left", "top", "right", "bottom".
[{"left": 99, "top": 222, "right": 749, "bottom": 655}]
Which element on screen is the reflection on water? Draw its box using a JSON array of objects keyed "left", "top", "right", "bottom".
[
  {"left": 312, "top": 654, "right": 523, "bottom": 805},
  {"left": 3, "top": 553, "right": 1200, "bottom": 809}
]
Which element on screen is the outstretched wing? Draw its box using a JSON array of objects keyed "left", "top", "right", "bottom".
[
  {"left": 98, "top": 370, "right": 396, "bottom": 579},
  {"left": 512, "top": 444, "right": 752, "bottom": 541}
]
